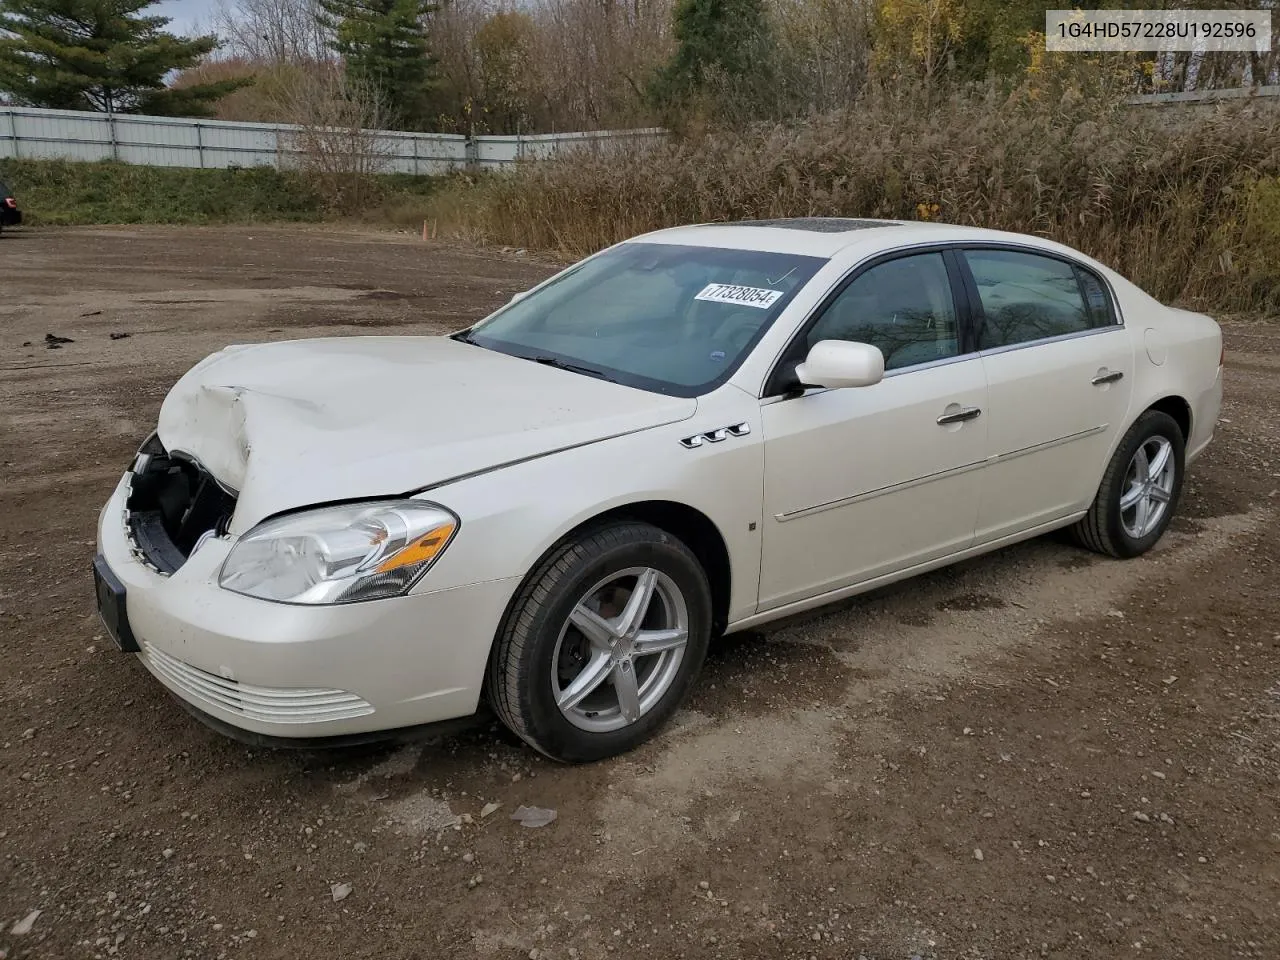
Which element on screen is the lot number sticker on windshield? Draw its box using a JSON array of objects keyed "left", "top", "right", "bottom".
[{"left": 694, "top": 283, "right": 784, "bottom": 310}]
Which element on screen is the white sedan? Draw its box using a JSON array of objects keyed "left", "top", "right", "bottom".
[{"left": 93, "top": 219, "right": 1223, "bottom": 761}]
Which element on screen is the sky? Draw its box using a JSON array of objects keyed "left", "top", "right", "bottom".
[{"left": 153, "top": 0, "right": 216, "bottom": 37}]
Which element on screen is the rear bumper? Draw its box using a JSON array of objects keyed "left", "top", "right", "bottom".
[
  {"left": 96, "top": 475, "right": 520, "bottom": 741},
  {"left": 1186, "top": 364, "right": 1223, "bottom": 464},
  {"left": 0, "top": 209, "right": 21, "bottom": 226}
]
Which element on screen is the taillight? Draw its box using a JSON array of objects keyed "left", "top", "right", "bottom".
[{"left": 2, "top": 197, "right": 14, "bottom": 208}]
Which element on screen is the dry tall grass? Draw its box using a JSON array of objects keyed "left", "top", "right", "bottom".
[{"left": 429, "top": 86, "right": 1280, "bottom": 314}]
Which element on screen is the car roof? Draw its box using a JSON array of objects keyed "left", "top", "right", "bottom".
[{"left": 628, "top": 218, "right": 1092, "bottom": 264}]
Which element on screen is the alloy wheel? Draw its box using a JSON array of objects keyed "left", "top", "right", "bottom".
[
  {"left": 1120, "top": 436, "right": 1177, "bottom": 539},
  {"left": 551, "top": 567, "right": 689, "bottom": 733}
]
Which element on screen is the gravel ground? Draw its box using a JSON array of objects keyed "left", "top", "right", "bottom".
[{"left": 1, "top": 225, "right": 1278, "bottom": 960}]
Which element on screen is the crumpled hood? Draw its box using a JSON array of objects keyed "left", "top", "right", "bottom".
[{"left": 156, "top": 336, "right": 696, "bottom": 532}]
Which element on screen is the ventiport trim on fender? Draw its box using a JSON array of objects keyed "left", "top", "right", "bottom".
[
  {"left": 680, "top": 422, "right": 751, "bottom": 448},
  {"left": 775, "top": 424, "right": 1110, "bottom": 522}
]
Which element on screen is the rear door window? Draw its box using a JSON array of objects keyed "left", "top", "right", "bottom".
[{"left": 964, "top": 249, "right": 1110, "bottom": 350}]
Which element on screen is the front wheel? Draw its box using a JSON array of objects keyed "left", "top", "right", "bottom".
[
  {"left": 486, "top": 521, "right": 712, "bottom": 763},
  {"left": 1072, "top": 409, "right": 1185, "bottom": 558}
]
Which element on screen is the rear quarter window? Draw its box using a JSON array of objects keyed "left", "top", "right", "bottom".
[{"left": 1075, "top": 267, "right": 1117, "bottom": 326}]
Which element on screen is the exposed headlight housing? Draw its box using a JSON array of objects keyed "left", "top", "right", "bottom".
[{"left": 218, "top": 501, "right": 458, "bottom": 604}]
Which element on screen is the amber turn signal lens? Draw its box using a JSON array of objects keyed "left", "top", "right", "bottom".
[{"left": 376, "top": 522, "right": 457, "bottom": 573}]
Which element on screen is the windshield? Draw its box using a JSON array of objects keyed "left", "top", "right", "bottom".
[
  {"left": 463, "top": 242, "right": 826, "bottom": 396},
  {"left": 0, "top": 181, "right": 9, "bottom": 196}
]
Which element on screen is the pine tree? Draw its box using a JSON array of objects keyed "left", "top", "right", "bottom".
[
  {"left": 648, "top": 0, "right": 773, "bottom": 108},
  {"left": 0, "top": 0, "right": 245, "bottom": 115},
  {"left": 316, "top": 0, "right": 438, "bottom": 128}
]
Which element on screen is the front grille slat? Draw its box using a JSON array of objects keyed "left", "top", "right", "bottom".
[
  {"left": 149, "top": 662, "right": 360, "bottom": 710},
  {"left": 143, "top": 643, "right": 374, "bottom": 724}
]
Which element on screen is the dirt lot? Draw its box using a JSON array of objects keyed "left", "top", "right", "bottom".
[{"left": 1, "top": 225, "right": 1278, "bottom": 960}]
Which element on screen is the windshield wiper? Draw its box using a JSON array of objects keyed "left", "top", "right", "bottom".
[
  {"left": 527, "top": 354, "right": 618, "bottom": 383},
  {"left": 450, "top": 329, "right": 478, "bottom": 344}
]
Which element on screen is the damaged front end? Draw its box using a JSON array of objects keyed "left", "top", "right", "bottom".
[{"left": 125, "top": 434, "right": 237, "bottom": 575}]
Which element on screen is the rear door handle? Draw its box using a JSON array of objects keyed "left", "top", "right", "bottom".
[
  {"left": 1092, "top": 369, "right": 1124, "bottom": 385},
  {"left": 937, "top": 405, "right": 982, "bottom": 425}
]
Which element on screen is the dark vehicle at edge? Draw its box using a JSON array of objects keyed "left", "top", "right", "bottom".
[{"left": 0, "top": 180, "right": 22, "bottom": 233}]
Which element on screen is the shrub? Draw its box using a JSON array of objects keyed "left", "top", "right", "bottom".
[
  {"left": 0, "top": 158, "right": 442, "bottom": 226},
  {"left": 425, "top": 84, "right": 1280, "bottom": 314},
  {"left": 0, "top": 159, "right": 323, "bottom": 224}
]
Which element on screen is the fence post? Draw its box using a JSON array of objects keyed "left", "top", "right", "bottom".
[
  {"left": 195, "top": 121, "right": 205, "bottom": 169},
  {"left": 106, "top": 106, "right": 119, "bottom": 161},
  {"left": 4, "top": 108, "right": 18, "bottom": 159},
  {"left": 413, "top": 134, "right": 420, "bottom": 176},
  {"left": 465, "top": 135, "right": 479, "bottom": 172}
]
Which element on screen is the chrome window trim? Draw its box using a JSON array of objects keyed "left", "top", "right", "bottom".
[
  {"left": 976, "top": 323, "right": 1125, "bottom": 359},
  {"left": 883, "top": 351, "right": 974, "bottom": 378},
  {"left": 759, "top": 349, "right": 979, "bottom": 404},
  {"left": 761, "top": 318, "right": 1125, "bottom": 405},
  {"left": 757, "top": 241, "right": 971, "bottom": 398},
  {"left": 958, "top": 241, "right": 1126, "bottom": 332},
  {"left": 757, "top": 237, "right": 1126, "bottom": 399}
]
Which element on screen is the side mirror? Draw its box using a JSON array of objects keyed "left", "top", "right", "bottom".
[{"left": 794, "top": 340, "right": 885, "bottom": 389}]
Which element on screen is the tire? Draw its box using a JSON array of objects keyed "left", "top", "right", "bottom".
[
  {"left": 486, "top": 521, "right": 713, "bottom": 763},
  {"left": 1071, "top": 409, "right": 1186, "bottom": 558}
]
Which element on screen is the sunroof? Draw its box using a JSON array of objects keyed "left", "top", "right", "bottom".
[{"left": 730, "top": 218, "right": 899, "bottom": 233}]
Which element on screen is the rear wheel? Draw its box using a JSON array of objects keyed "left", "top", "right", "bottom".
[
  {"left": 486, "top": 522, "right": 712, "bottom": 763},
  {"left": 1072, "top": 410, "right": 1185, "bottom": 558}
]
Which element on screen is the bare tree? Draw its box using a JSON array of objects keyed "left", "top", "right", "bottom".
[
  {"left": 215, "top": 0, "right": 331, "bottom": 63},
  {"left": 773, "top": 0, "right": 873, "bottom": 113},
  {"left": 275, "top": 67, "right": 395, "bottom": 207}
]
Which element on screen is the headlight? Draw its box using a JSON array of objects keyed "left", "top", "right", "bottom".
[{"left": 218, "top": 501, "right": 458, "bottom": 604}]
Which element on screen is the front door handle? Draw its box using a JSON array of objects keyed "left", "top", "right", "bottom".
[
  {"left": 937, "top": 405, "right": 982, "bottom": 425},
  {"left": 1092, "top": 369, "right": 1125, "bottom": 385}
]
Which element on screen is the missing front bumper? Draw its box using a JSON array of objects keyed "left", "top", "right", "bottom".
[{"left": 124, "top": 435, "right": 236, "bottom": 575}]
